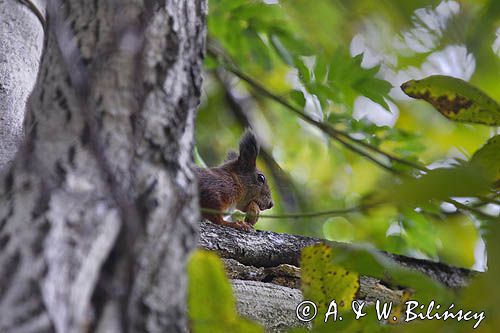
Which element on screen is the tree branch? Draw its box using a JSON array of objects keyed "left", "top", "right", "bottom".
[
  {"left": 207, "top": 41, "right": 424, "bottom": 172},
  {"left": 199, "top": 221, "right": 474, "bottom": 289},
  {"left": 199, "top": 221, "right": 476, "bottom": 331}
]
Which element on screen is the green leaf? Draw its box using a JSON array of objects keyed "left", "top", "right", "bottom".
[
  {"left": 355, "top": 77, "right": 392, "bottom": 111},
  {"left": 194, "top": 146, "right": 207, "bottom": 168},
  {"left": 328, "top": 243, "right": 452, "bottom": 303},
  {"left": 269, "top": 34, "right": 294, "bottom": 65},
  {"left": 209, "top": 1, "right": 306, "bottom": 71},
  {"left": 400, "top": 210, "right": 438, "bottom": 258},
  {"left": 380, "top": 164, "right": 492, "bottom": 207},
  {"left": 245, "top": 29, "right": 272, "bottom": 70},
  {"left": 470, "top": 135, "right": 500, "bottom": 182},
  {"left": 290, "top": 90, "right": 306, "bottom": 108},
  {"left": 298, "top": 48, "right": 392, "bottom": 110},
  {"left": 203, "top": 54, "right": 219, "bottom": 70},
  {"left": 301, "top": 244, "right": 359, "bottom": 325},
  {"left": 295, "top": 57, "right": 311, "bottom": 83},
  {"left": 188, "top": 250, "right": 263, "bottom": 333},
  {"left": 272, "top": 31, "right": 312, "bottom": 57},
  {"left": 401, "top": 75, "right": 500, "bottom": 126},
  {"left": 313, "top": 54, "right": 328, "bottom": 83}
]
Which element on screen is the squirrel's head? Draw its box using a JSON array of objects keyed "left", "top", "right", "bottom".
[{"left": 226, "top": 130, "right": 273, "bottom": 212}]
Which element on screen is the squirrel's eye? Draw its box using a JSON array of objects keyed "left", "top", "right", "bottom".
[{"left": 257, "top": 173, "right": 266, "bottom": 184}]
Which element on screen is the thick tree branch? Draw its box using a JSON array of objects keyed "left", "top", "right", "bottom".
[
  {"left": 199, "top": 221, "right": 474, "bottom": 289},
  {"left": 199, "top": 221, "right": 476, "bottom": 331}
]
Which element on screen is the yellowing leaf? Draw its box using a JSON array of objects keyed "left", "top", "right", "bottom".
[
  {"left": 389, "top": 290, "right": 413, "bottom": 324},
  {"left": 300, "top": 244, "right": 359, "bottom": 324},
  {"left": 401, "top": 75, "right": 500, "bottom": 126},
  {"left": 188, "top": 250, "right": 263, "bottom": 333}
]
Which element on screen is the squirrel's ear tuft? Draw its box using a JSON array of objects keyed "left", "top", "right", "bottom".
[
  {"left": 238, "top": 130, "right": 259, "bottom": 170},
  {"left": 225, "top": 150, "right": 238, "bottom": 162}
]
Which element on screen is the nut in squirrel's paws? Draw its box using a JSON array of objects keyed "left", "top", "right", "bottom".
[{"left": 244, "top": 201, "right": 260, "bottom": 226}]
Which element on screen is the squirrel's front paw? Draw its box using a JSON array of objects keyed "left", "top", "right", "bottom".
[{"left": 232, "top": 220, "right": 254, "bottom": 232}]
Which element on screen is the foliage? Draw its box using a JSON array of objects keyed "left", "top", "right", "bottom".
[
  {"left": 187, "top": 250, "right": 263, "bottom": 333},
  {"left": 194, "top": 0, "right": 500, "bottom": 331},
  {"left": 200, "top": 0, "right": 499, "bottom": 257},
  {"left": 470, "top": 135, "right": 500, "bottom": 181},
  {"left": 378, "top": 164, "right": 492, "bottom": 208},
  {"left": 296, "top": 242, "right": 454, "bottom": 332},
  {"left": 294, "top": 49, "right": 393, "bottom": 110}
]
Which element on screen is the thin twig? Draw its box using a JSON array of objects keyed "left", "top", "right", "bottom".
[
  {"left": 207, "top": 40, "right": 498, "bottom": 220},
  {"left": 226, "top": 65, "right": 401, "bottom": 173},
  {"left": 201, "top": 203, "right": 379, "bottom": 220},
  {"left": 446, "top": 199, "right": 499, "bottom": 221},
  {"left": 207, "top": 42, "right": 426, "bottom": 172},
  {"left": 476, "top": 195, "right": 500, "bottom": 206}
]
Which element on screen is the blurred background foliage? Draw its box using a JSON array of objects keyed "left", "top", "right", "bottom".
[{"left": 196, "top": 0, "right": 500, "bottom": 271}]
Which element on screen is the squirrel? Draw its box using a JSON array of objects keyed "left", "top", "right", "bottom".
[{"left": 195, "top": 130, "right": 274, "bottom": 231}]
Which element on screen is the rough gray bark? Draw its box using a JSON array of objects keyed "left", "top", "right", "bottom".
[
  {"left": 199, "top": 221, "right": 473, "bottom": 288},
  {"left": 229, "top": 277, "right": 404, "bottom": 332},
  {"left": 199, "top": 221, "right": 476, "bottom": 331},
  {"left": 0, "top": 0, "right": 45, "bottom": 169},
  {"left": 223, "top": 258, "right": 404, "bottom": 304},
  {"left": 231, "top": 279, "right": 306, "bottom": 333},
  {"left": 0, "top": 0, "right": 206, "bottom": 332}
]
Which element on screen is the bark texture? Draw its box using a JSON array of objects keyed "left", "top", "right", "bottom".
[
  {"left": 0, "top": 0, "right": 45, "bottom": 169},
  {"left": 231, "top": 279, "right": 306, "bottom": 333},
  {"left": 199, "top": 221, "right": 476, "bottom": 331},
  {"left": 199, "top": 221, "right": 473, "bottom": 288},
  {"left": 0, "top": 0, "right": 206, "bottom": 332}
]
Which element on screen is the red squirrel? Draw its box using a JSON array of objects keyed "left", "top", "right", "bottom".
[{"left": 195, "top": 131, "right": 273, "bottom": 231}]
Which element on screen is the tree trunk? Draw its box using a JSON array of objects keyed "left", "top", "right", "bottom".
[
  {"left": 0, "top": 0, "right": 206, "bottom": 332},
  {"left": 0, "top": 0, "right": 45, "bottom": 169}
]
